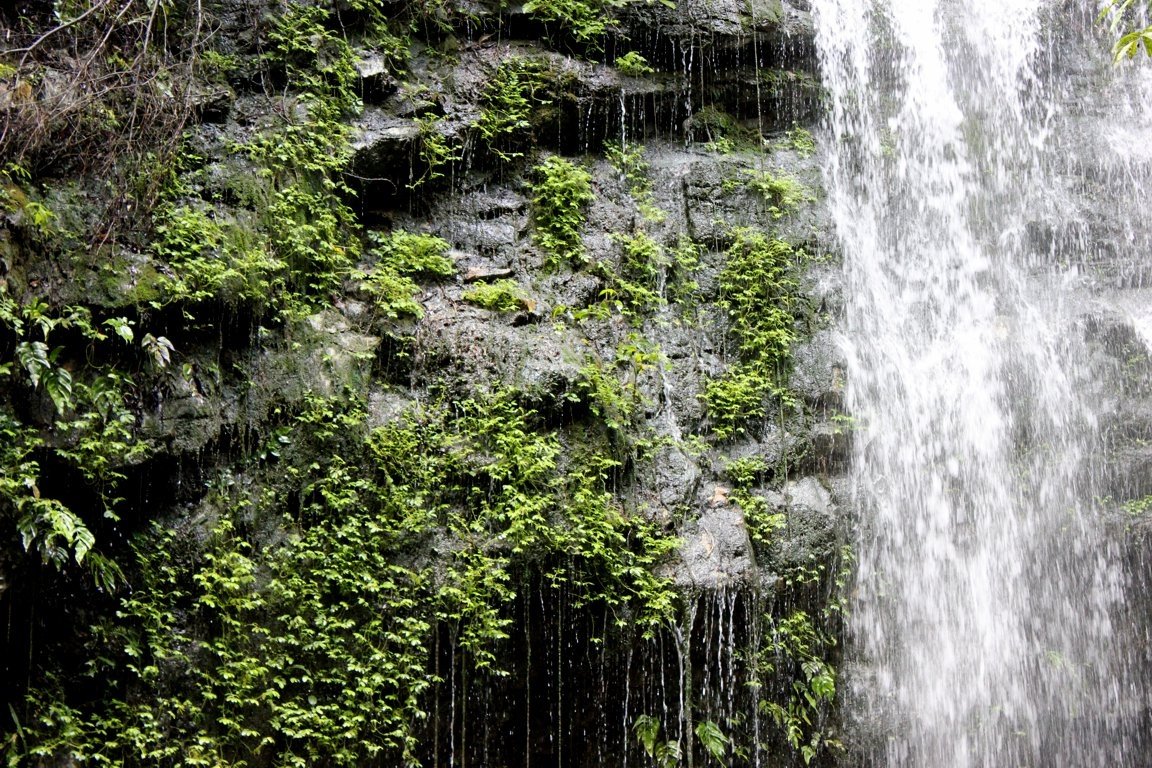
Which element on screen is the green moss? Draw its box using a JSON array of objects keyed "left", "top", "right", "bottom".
[
  {"left": 722, "top": 455, "right": 784, "bottom": 547},
  {"left": 140, "top": 0, "right": 366, "bottom": 318},
  {"left": 245, "top": 132, "right": 359, "bottom": 301},
  {"left": 525, "top": 0, "right": 614, "bottom": 42},
  {"left": 355, "top": 232, "right": 454, "bottom": 321},
  {"left": 263, "top": 4, "right": 361, "bottom": 116},
  {"left": 195, "top": 50, "right": 238, "bottom": 84},
  {"left": 668, "top": 235, "right": 702, "bottom": 309},
  {"left": 703, "top": 364, "right": 773, "bottom": 440}
]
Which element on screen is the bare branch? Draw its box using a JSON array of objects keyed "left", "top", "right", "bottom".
[{"left": 13, "top": 0, "right": 117, "bottom": 67}]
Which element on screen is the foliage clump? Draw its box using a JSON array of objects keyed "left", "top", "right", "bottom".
[
  {"left": 151, "top": 202, "right": 282, "bottom": 305},
  {"left": 606, "top": 141, "right": 666, "bottom": 223},
  {"left": 686, "top": 106, "right": 755, "bottom": 152},
  {"left": 786, "top": 125, "right": 817, "bottom": 157},
  {"left": 525, "top": 0, "right": 616, "bottom": 43},
  {"left": 0, "top": 287, "right": 149, "bottom": 590},
  {"left": 10, "top": 391, "right": 680, "bottom": 766},
  {"left": 356, "top": 231, "right": 454, "bottom": 321},
  {"left": 616, "top": 51, "right": 656, "bottom": 76},
  {"left": 413, "top": 114, "right": 462, "bottom": 187},
  {"left": 463, "top": 279, "right": 532, "bottom": 312},
  {"left": 1103, "top": 0, "right": 1152, "bottom": 61},
  {"left": 743, "top": 168, "right": 812, "bottom": 218},
  {"left": 524, "top": 0, "right": 675, "bottom": 45},
  {"left": 531, "top": 156, "right": 594, "bottom": 266},
  {"left": 373, "top": 231, "right": 455, "bottom": 278},
  {"left": 477, "top": 57, "right": 568, "bottom": 162},
  {"left": 703, "top": 227, "right": 804, "bottom": 439},
  {"left": 723, "top": 455, "right": 784, "bottom": 548},
  {"left": 603, "top": 230, "right": 667, "bottom": 317}
]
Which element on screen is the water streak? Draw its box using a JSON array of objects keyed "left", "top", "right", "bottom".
[{"left": 813, "top": 1, "right": 1147, "bottom": 764}]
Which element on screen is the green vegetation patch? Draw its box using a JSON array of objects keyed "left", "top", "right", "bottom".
[
  {"left": 686, "top": 106, "right": 757, "bottom": 153},
  {"left": 615, "top": 51, "right": 656, "bottom": 76},
  {"left": 703, "top": 227, "right": 804, "bottom": 440},
  {"left": 477, "top": 57, "right": 572, "bottom": 162},
  {"left": 531, "top": 155, "right": 594, "bottom": 266},
  {"left": 785, "top": 125, "right": 817, "bottom": 157},
  {"left": 603, "top": 230, "right": 667, "bottom": 318},
  {"left": 12, "top": 391, "right": 679, "bottom": 766},
  {"left": 606, "top": 141, "right": 666, "bottom": 223},
  {"left": 742, "top": 168, "right": 813, "bottom": 219},
  {"left": 356, "top": 231, "right": 454, "bottom": 321},
  {"left": 151, "top": 202, "right": 283, "bottom": 306},
  {"left": 0, "top": 287, "right": 152, "bottom": 590},
  {"left": 463, "top": 279, "right": 533, "bottom": 312},
  {"left": 372, "top": 231, "right": 455, "bottom": 278}
]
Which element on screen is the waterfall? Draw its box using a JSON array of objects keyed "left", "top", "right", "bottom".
[{"left": 814, "top": 1, "right": 1150, "bottom": 764}]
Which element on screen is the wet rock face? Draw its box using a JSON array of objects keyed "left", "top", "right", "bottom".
[
  {"left": 621, "top": 0, "right": 816, "bottom": 59},
  {"left": 0, "top": 0, "right": 851, "bottom": 764},
  {"left": 768, "top": 476, "right": 839, "bottom": 569},
  {"left": 678, "top": 502, "right": 758, "bottom": 587},
  {"left": 1017, "top": 11, "right": 1152, "bottom": 569}
]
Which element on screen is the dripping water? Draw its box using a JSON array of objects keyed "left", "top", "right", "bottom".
[{"left": 814, "top": 1, "right": 1151, "bottom": 764}]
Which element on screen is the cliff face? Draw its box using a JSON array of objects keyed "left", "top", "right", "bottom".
[{"left": 0, "top": 0, "right": 850, "bottom": 765}]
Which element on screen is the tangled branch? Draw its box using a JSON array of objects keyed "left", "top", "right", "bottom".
[
  {"left": 0, "top": 0, "right": 209, "bottom": 246},
  {"left": 1, "top": 0, "right": 206, "bottom": 176}
]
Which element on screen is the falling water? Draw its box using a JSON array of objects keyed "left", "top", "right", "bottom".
[{"left": 814, "top": 1, "right": 1149, "bottom": 765}]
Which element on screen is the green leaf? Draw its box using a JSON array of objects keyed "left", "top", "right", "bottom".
[
  {"left": 104, "top": 317, "right": 135, "bottom": 344},
  {"left": 695, "top": 720, "right": 730, "bottom": 762},
  {"left": 44, "top": 367, "right": 73, "bottom": 414},
  {"left": 15, "top": 341, "right": 50, "bottom": 388}
]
